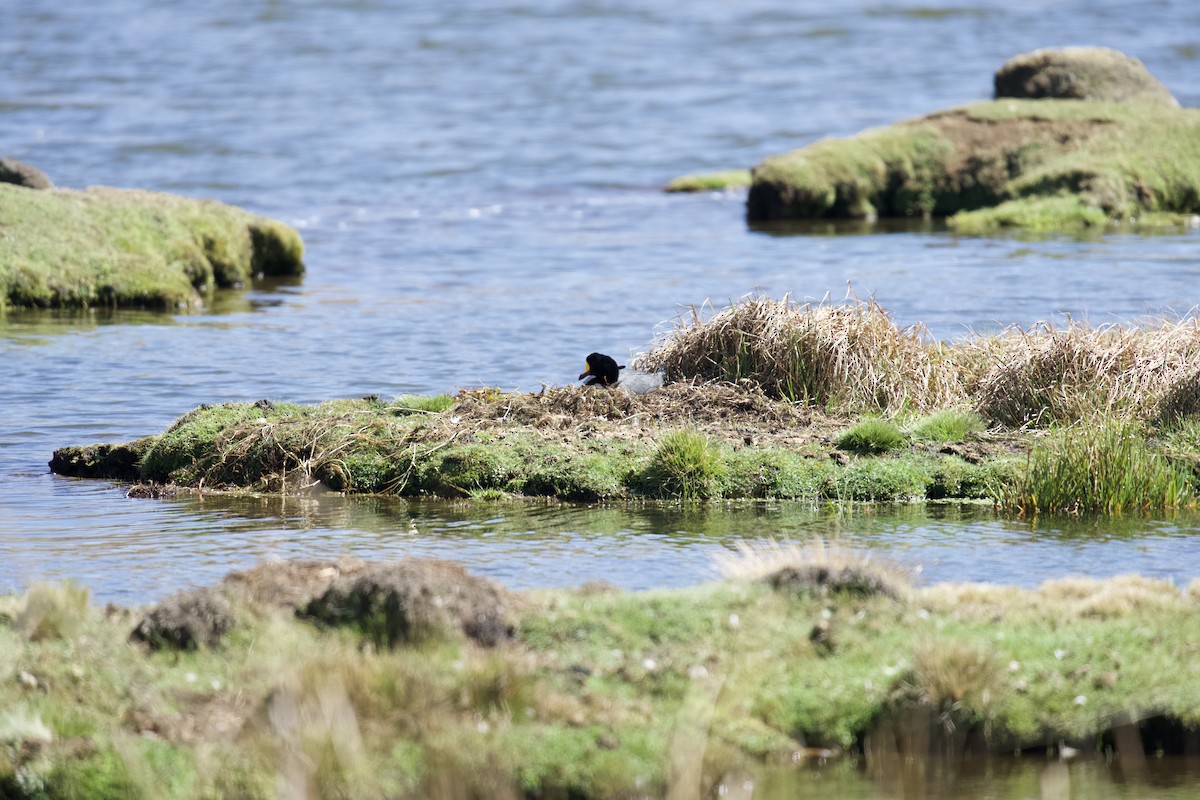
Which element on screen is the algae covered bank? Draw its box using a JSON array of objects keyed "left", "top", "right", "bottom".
[
  {"left": 0, "top": 175, "right": 304, "bottom": 310},
  {"left": 671, "top": 48, "right": 1200, "bottom": 233}
]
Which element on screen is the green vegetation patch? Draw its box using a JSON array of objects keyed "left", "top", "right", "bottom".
[
  {"left": 664, "top": 169, "right": 753, "bottom": 193},
  {"left": 740, "top": 96, "right": 1200, "bottom": 230},
  {"left": 0, "top": 184, "right": 304, "bottom": 309},
  {"left": 4, "top": 558, "right": 1200, "bottom": 796},
  {"left": 999, "top": 419, "right": 1195, "bottom": 516},
  {"left": 836, "top": 418, "right": 907, "bottom": 454},
  {"left": 908, "top": 408, "right": 986, "bottom": 443},
  {"left": 46, "top": 304, "right": 1200, "bottom": 516}
]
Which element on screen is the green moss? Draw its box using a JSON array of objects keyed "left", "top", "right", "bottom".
[
  {"left": 950, "top": 195, "right": 1110, "bottom": 232},
  {"left": 722, "top": 449, "right": 833, "bottom": 499},
  {"left": 745, "top": 97, "right": 1200, "bottom": 231},
  {"left": 664, "top": 169, "right": 753, "bottom": 193},
  {"left": 0, "top": 185, "right": 304, "bottom": 310},
  {"left": 826, "top": 456, "right": 931, "bottom": 502},
  {"left": 520, "top": 449, "right": 628, "bottom": 501},
  {"left": 926, "top": 455, "right": 1017, "bottom": 500},
  {"left": 749, "top": 127, "right": 954, "bottom": 220}
]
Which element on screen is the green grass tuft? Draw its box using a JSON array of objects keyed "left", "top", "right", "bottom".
[
  {"left": 836, "top": 419, "right": 908, "bottom": 454},
  {"left": 1000, "top": 419, "right": 1195, "bottom": 515},
  {"left": 909, "top": 409, "right": 986, "bottom": 443},
  {"left": 635, "top": 430, "right": 727, "bottom": 500},
  {"left": 393, "top": 394, "right": 456, "bottom": 413}
]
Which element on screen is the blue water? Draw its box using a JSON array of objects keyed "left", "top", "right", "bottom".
[{"left": 3, "top": 0, "right": 1200, "bottom": 604}]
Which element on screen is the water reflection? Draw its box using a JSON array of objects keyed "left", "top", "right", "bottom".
[
  {"left": 5, "top": 485, "right": 1199, "bottom": 606},
  {"left": 749, "top": 752, "right": 1200, "bottom": 800}
]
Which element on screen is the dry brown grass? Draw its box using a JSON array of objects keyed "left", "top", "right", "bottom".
[
  {"left": 1034, "top": 575, "right": 1187, "bottom": 619},
  {"left": 636, "top": 296, "right": 961, "bottom": 414},
  {"left": 961, "top": 316, "right": 1200, "bottom": 426},
  {"left": 714, "top": 538, "right": 910, "bottom": 599},
  {"left": 920, "top": 574, "right": 1190, "bottom": 621},
  {"left": 908, "top": 641, "right": 1007, "bottom": 717},
  {"left": 636, "top": 296, "right": 1200, "bottom": 426}
]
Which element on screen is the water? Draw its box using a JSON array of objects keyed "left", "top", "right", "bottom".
[{"left": 4, "top": 0, "right": 1200, "bottom": 606}]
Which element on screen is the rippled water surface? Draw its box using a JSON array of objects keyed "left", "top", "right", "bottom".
[{"left": 3, "top": 0, "right": 1200, "bottom": 605}]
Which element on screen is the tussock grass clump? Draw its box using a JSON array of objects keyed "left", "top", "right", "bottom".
[
  {"left": 130, "top": 587, "right": 235, "bottom": 650},
  {"left": 966, "top": 317, "right": 1200, "bottom": 426},
  {"left": 13, "top": 581, "right": 92, "bottom": 641},
  {"left": 910, "top": 409, "right": 986, "bottom": 443},
  {"left": 906, "top": 641, "right": 1007, "bottom": 717},
  {"left": 635, "top": 430, "right": 727, "bottom": 500},
  {"left": 715, "top": 538, "right": 908, "bottom": 600},
  {"left": 1154, "top": 365, "right": 1200, "bottom": 425},
  {"left": 637, "top": 296, "right": 960, "bottom": 413},
  {"left": 836, "top": 418, "right": 907, "bottom": 454},
  {"left": 999, "top": 419, "right": 1195, "bottom": 516}
]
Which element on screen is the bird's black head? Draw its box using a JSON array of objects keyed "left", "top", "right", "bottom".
[{"left": 579, "top": 352, "right": 625, "bottom": 386}]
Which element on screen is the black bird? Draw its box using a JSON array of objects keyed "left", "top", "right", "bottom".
[{"left": 579, "top": 352, "right": 625, "bottom": 387}]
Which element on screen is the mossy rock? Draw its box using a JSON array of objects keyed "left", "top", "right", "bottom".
[
  {"left": 47, "top": 437, "right": 156, "bottom": 481},
  {"left": 0, "top": 184, "right": 304, "bottom": 309},
  {"left": 739, "top": 48, "right": 1200, "bottom": 231}
]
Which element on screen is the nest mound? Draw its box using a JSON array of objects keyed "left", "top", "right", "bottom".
[{"left": 452, "top": 380, "right": 816, "bottom": 432}]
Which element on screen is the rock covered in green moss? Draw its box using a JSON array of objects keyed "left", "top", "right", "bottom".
[
  {"left": 0, "top": 183, "right": 304, "bottom": 309},
  {"left": 712, "top": 48, "right": 1200, "bottom": 231}
]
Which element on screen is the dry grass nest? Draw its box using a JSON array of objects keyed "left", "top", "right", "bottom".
[{"left": 448, "top": 379, "right": 821, "bottom": 439}]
